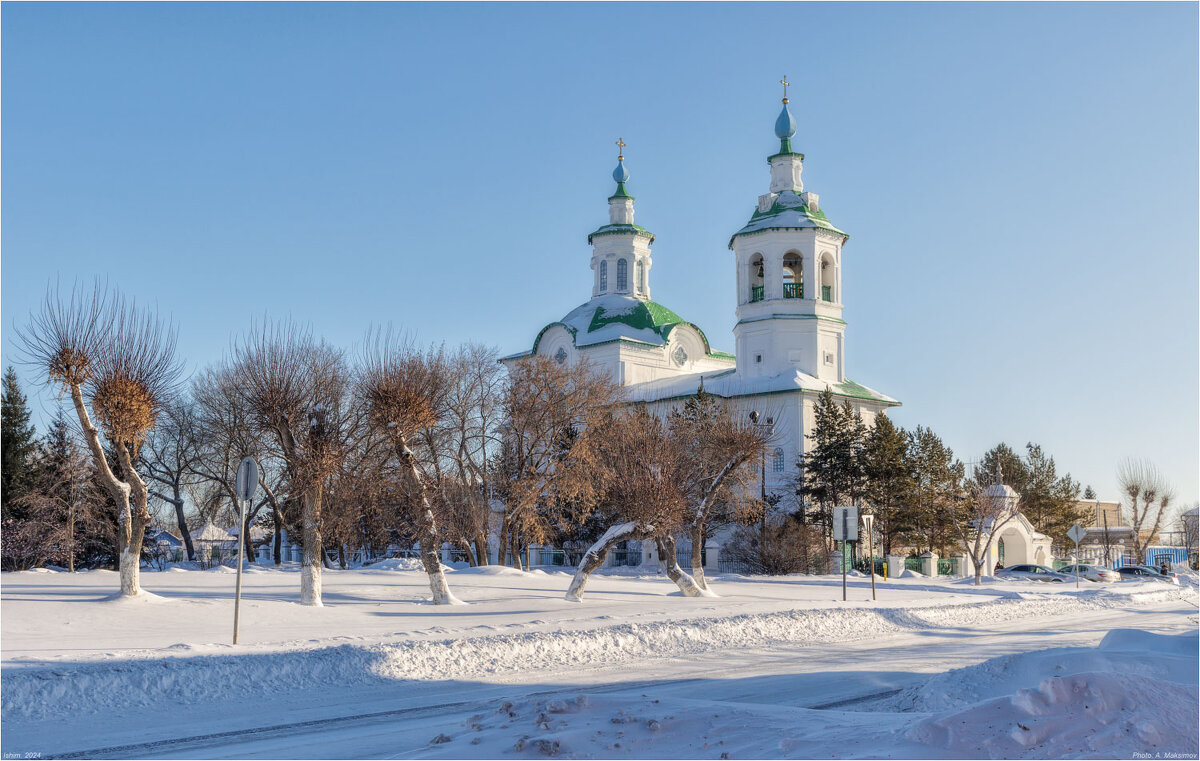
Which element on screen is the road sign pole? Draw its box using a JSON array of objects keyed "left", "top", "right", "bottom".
[
  {"left": 841, "top": 510, "right": 848, "bottom": 602},
  {"left": 232, "top": 456, "right": 259, "bottom": 646},
  {"left": 867, "top": 517, "right": 876, "bottom": 602},
  {"left": 233, "top": 497, "right": 247, "bottom": 645},
  {"left": 1073, "top": 540, "right": 1080, "bottom": 589},
  {"left": 1066, "top": 523, "right": 1086, "bottom": 591}
]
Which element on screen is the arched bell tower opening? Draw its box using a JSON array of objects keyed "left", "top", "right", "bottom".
[
  {"left": 782, "top": 252, "right": 803, "bottom": 299},
  {"left": 747, "top": 253, "right": 765, "bottom": 303},
  {"left": 820, "top": 254, "right": 836, "bottom": 303}
]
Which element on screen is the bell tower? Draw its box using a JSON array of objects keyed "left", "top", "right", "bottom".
[
  {"left": 729, "top": 78, "right": 849, "bottom": 382},
  {"left": 588, "top": 138, "right": 654, "bottom": 300}
]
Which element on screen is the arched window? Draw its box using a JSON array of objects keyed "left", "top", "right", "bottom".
[
  {"left": 599, "top": 260, "right": 608, "bottom": 292},
  {"left": 748, "top": 254, "right": 764, "bottom": 303},
  {"left": 772, "top": 447, "right": 785, "bottom": 472},
  {"left": 820, "top": 254, "right": 835, "bottom": 302},
  {"left": 782, "top": 253, "right": 803, "bottom": 299},
  {"left": 636, "top": 260, "right": 645, "bottom": 293},
  {"left": 617, "top": 258, "right": 628, "bottom": 291}
]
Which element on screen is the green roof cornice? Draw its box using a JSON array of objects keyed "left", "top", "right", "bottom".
[
  {"left": 768, "top": 150, "right": 805, "bottom": 161},
  {"left": 588, "top": 223, "right": 655, "bottom": 244}
]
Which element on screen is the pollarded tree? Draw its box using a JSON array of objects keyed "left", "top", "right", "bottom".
[
  {"left": 232, "top": 321, "right": 356, "bottom": 606},
  {"left": 1116, "top": 458, "right": 1175, "bottom": 565},
  {"left": 18, "top": 283, "right": 182, "bottom": 595},
  {"left": 358, "top": 328, "right": 459, "bottom": 605}
]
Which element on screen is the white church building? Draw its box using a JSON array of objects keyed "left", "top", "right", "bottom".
[{"left": 502, "top": 88, "right": 899, "bottom": 563}]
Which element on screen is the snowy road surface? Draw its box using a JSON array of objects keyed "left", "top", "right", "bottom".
[{"left": 2, "top": 563, "right": 1197, "bottom": 759}]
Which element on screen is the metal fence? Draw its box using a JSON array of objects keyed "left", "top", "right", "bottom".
[
  {"left": 717, "top": 558, "right": 754, "bottom": 574},
  {"left": 904, "top": 557, "right": 923, "bottom": 572},
  {"left": 608, "top": 549, "right": 642, "bottom": 567}
]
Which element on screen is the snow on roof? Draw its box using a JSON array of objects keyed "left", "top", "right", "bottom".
[
  {"left": 729, "top": 190, "right": 846, "bottom": 246},
  {"left": 515, "top": 295, "right": 726, "bottom": 357},
  {"left": 622, "top": 366, "right": 899, "bottom": 406}
]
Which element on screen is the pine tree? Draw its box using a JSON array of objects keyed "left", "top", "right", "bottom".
[
  {"left": 907, "top": 426, "right": 964, "bottom": 555},
  {"left": 1, "top": 366, "right": 38, "bottom": 515},
  {"left": 861, "top": 414, "right": 915, "bottom": 555},
  {"left": 799, "top": 389, "right": 867, "bottom": 536},
  {"left": 1083, "top": 485, "right": 1096, "bottom": 500}
]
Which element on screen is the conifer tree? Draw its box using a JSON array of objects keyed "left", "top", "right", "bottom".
[
  {"left": 861, "top": 414, "right": 915, "bottom": 555},
  {"left": 1, "top": 366, "right": 38, "bottom": 514},
  {"left": 798, "top": 389, "right": 867, "bottom": 539},
  {"left": 907, "top": 426, "right": 964, "bottom": 555}
]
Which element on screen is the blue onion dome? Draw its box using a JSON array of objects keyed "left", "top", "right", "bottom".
[
  {"left": 613, "top": 159, "right": 630, "bottom": 183},
  {"left": 775, "top": 103, "right": 797, "bottom": 139}
]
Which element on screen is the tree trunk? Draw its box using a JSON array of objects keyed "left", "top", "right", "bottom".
[
  {"left": 566, "top": 522, "right": 647, "bottom": 602},
  {"left": 272, "top": 502, "right": 282, "bottom": 566},
  {"left": 172, "top": 499, "right": 196, "bottom": 561},
  {"left": 395, "top": 436, "right": 457, "bottom": 605},
  {"left": 473, "top": 533, "right": 489, "bottom": 567},
  {"left": 300, "top": 485, "right": 323, "bottom": 606},
  {"left": 497, "top": 516, "right": 509, "bottom": 567},
  {"left": 689, "top": 522, "right": 707, "bottom": 590},
  {"left": 68, "top": 384, "right": 137, "bottom": 595},
  {"left": 656, "top": 535, "right": 707, "bottom": 597},
  {"left": 114, "top": 442, "right": 149, "bottom": 597}
]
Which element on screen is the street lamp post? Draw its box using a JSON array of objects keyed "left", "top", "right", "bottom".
[{"left": 748, "top": 411, "right": 774, "bottom": 539}]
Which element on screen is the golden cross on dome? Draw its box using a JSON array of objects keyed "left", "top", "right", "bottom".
[
  {"left": 780, "top": 75, "right": 790, "bottom": 104},
  {"left": 616, "top": 137, "right": 626, "bottom": 160}
]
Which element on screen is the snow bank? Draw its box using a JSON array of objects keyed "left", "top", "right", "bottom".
[
  {"left": 1, "top": 586, "right": 1178, "bottom": 724},
  {"left": 910, "top": 671, "right": 1198, "bottom": 758},
  {"left": 361, "top": 557, "right": 427, "bottom": 572},
  {"left": 890, "top": 629, "right": 1199, "bottom": 757}
]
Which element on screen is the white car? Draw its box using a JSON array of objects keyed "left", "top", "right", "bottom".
[{"left": 1057, "top": 563, "right": 1120, "bottom": 583}]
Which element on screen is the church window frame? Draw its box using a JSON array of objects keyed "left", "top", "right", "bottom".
[
  {"left": 636, "top": 260, "right": 646, "bottom": 294},
  {"left": 599, "top": 260, "right": 608, "bottom": 293},
  {"left": 617, "top": 258, "right": 629, "bottom": 292}
]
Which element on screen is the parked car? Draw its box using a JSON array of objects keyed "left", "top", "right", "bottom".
[
  {"left": 994, "top": 564, "right": 1070, "bottom": 583},
  {"left": 1115, "top": 565, "right": 1181, "bottom": 585},
  {"left": 1057, "top": 563, "right": 1120, "bottom": 583}
]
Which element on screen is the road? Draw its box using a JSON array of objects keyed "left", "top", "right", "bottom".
[{"left": 30, "top": 599, "right": 1196, "bottom": 760}]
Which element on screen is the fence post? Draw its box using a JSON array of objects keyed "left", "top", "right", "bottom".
[{"left": 920, "top": 551, "right": 938, "bottom": 577}]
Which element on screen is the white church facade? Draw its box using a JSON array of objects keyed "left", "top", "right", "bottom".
[{"left": 502, "top": 89, "right": 899, "bottom": 560}]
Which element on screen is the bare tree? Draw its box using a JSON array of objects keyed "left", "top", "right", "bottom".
[
  {"left": 18, "top": 282, "right": 182, "bottom": 596},
  {"left": 1117, "top": 458, "right": 1175, "bottom": 564},
  {"left": 232, "top": 321, "right": 354, "bottom": 606},
  {"left": 493, "top": 355, "right": 621, "bottom": 570},
  {"left": 142, "top": 402, "right": 199, "bottom": 561},
  {"left": 669, "top": 390, "right": 770, "bottom": 589},
  {"left": 952, "top": 464, "right": 1017, "bottom": 586},
  {"left": 358, "top": 328, "right": 459, "bottom": 604},
  {"left": 560, "top": 408, "right": 704, "bottom": 602}
]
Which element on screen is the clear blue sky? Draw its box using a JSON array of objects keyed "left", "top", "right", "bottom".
[{"left": 3, "top": 2, "right": 1197, "bottom": 506}]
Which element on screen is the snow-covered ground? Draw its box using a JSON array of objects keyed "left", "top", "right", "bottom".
[{"left": 2, "top": 562, "right": 1197, "bottom": 759}]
